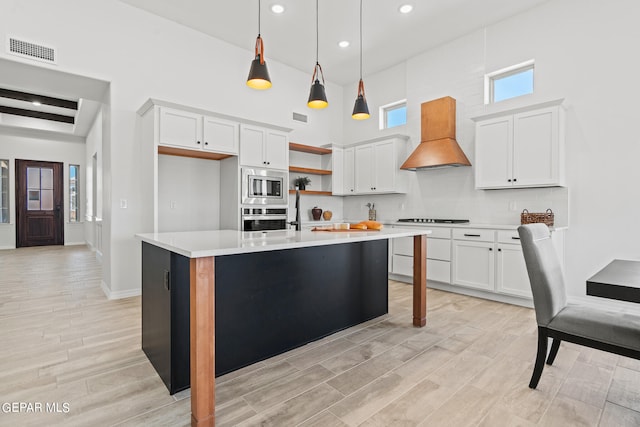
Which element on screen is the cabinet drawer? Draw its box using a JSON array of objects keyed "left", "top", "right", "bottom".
[
  {"left": 392, "top": 236, "right": 413, "bottom": 256},
  {"left": 452, "top": 228, "right": 495, "bottom": 242},
  {"left": 426, "top": 227, "right": 451, "bottom": 239},
  {"left": 497, "top": 229, "right": 522, "bottom": 244},
  {"left": 427, "top": 259, "right": 451, "bottom": 283},
  {"left": 427, "top": 238, "right": 451, "bottom": 261},
  {"left": 392, "top": 254, "right": 413, "bottom": 276}
]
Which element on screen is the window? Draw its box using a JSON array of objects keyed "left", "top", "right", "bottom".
[
  {"left": 69, "top": 164, "right": 80, "bottom": 222},
  {"left": 0, "top": 160, "right": 8, "bottom": 223},
  {"left": 485, "top": 60, "right": 534, "bottom": 104},
  {"left": 380, "top": 100, "right": 407, "bottom": 130}
]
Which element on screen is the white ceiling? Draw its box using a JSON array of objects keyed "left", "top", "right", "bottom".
[
  {"left": 119, "top": 0, "right": 550, "bottom": 85},
  {"left": 0, "top": 58, "right": 109, "bottom": 139}
]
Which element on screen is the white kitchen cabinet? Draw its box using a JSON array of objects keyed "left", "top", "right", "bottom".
[
  {"left": 474, "top": 100, "right": 565, "bottom": 189},
  {"left": 341, "top": 147, "right": 355, "bottom": 194},
  {"left": 159, "top": 108, "right": 202, "bottom": 150},
  {"left": 239, "top": 124, "right": 288, "bottom": 170},
  {"left": 202, "top": 116, "right": 239, "bottom": 155},
  {"left": 159, "top": 107, "right": 239, "bottom": 155},
  {"left": 391, "top": 226, "right": 451, "bottom": 283},
  {"left": 452, "top": 240, "right": 495, "bottom": 291},
  {"left": 352, "top": 136, "right": 408, "bottom": 195},
  {"left": 496, "top": 243, "right": 531, "bottom": 298}
]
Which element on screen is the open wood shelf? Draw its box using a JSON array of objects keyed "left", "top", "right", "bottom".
[
  {"left": 158, "top": 145, "right": 233, "bottom": 161},
  {"left": 289, "top": 166, "right": 332, "bottom": 175},
  {"left": 289, "top": 142, "right": 332, "bottom": 155},
  {"left": 289, "top": 189, "right": 333, "bottom": 196}
]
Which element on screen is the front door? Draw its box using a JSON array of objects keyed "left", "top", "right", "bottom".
[{"left": 15, "top": 159, "right": 64, "bottom": 247}]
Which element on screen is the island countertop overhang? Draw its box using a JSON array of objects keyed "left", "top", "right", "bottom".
[{"left": 136, "top": 228, "right": 431, "bottom": 258}]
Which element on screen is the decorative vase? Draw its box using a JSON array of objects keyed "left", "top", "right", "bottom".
[
  {"left": 311, "top": 206, "right": 322, "bottom": 221},
  {"left": 322, "top": 210, "right": 333, "bottom": 221},
  {"left": 298, "top": 183, "right": 306, "bottom": 191}
]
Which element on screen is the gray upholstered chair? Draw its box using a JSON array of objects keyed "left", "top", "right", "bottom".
[{"left": 518, "top": 223, "right": 640, "bottom": 389}]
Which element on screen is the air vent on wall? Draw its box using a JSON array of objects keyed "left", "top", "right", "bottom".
[
  {"left": 292, "top": 112, "right": 308, "bottom": 124},
  {"left": 8, "top": 37, "right": 56, "bottom": 63}
]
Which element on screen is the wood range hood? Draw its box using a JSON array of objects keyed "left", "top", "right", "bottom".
[{"left": 401, "top": 96, "right": 471, "bottom": 170}]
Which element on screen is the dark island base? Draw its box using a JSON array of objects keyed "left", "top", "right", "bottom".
[{"left": 142, "top": 239, "right": 389, "bottom": 394}]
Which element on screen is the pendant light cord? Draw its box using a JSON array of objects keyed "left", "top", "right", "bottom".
[
  {"left": 359, "top": 0, "right": 363, "bottom": 80},
  {"left": 316, "top": 0, "right": 319, "bottom": 65},
  {"left": 258, "top": 0, "right": 261, "bottom": 36}
]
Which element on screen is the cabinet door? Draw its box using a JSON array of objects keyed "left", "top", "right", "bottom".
[
  {"left": 265, "top": 130, "right": 289, "bottom": 170},
  {"left": 427, "top": 259, "right": 451, "bottom": 283},
  {"left": 373, "top": 140, "right": 395, "bottom": 192},
  {"left": 159, "top": 108, "right": 202, "bottom": 149},
  {"left": 239, "top": 125, "right": 266, "bottom": 167},
  {"left": 203, "top": 116, "right": 239, "bottom": 155},
  {"left": 354, "top": 144, "right": 374, "bottom": 193},
  {"left": 343, "top": 147, "right": 355, "bottom": 194},
  {"left": 513, "top": 107, "right": 559, "bottom": 187},
  {"left": 452, "top": 240, "right": 495, "bottom": 291},
  {"left": 496, "top": 243, "right": 532, "bottom": 298},
  {"left": 475, "top": 116, "right": 513, "bottom": 189}
]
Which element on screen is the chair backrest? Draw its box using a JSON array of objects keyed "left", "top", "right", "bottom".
[{"left": 518, "top": 224, "right": 567, "bottom": 326}]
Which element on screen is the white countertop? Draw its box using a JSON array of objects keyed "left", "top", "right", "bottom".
[
  {"left": 389, "top": 221, "right": 567, "bottom": 231},
  {"left": 137, "top": 228, "right": 431, "bottom": 258}
]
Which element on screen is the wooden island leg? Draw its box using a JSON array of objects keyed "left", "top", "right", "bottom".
[
  {"left": 190, "top": 257, "right": 216, "bottom": 426},
  {"left": 413, "top": 234, "right": 427, "bottom": 327}
]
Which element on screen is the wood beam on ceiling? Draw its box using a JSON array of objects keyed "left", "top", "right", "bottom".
[
  {"left": 0, "top": 105, "right": 75, "bottom": 124},
  {"left": 0, "top": 88, "right": 78, "bottom": 110}
]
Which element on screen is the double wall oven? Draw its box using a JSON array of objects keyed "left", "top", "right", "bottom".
[{"left": 241, "top": 168, "right": 289, "bottom": 231}]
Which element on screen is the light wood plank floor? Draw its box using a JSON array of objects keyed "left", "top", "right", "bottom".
[{"left": 1, "top": 245, "right": 640, "bottom": 426}]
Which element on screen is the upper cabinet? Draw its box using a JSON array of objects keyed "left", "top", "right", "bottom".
[
  {"left": 353, "top": 137, "right": 408, "bottom": 194},
  {"left": 159, "top": 107, "right": 239, "bottom": 155},
  {"left": 240, "top": 124, "right": 288, "bottom": 170},
  {"left": 474, "top": 99, "right": 565, "bottom": 189}
]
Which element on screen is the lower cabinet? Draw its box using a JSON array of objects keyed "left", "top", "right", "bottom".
[
  {"left": 452, "top": 239, "right": 495, "bottom": 291},
  {"left": 451, "top": 228, "right": 532, "bottom": 299},
  {"left": 392, "top": 225, "right": 545, "bottom": 302}
]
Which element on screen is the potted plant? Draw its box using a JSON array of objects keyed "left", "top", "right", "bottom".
[{"left": 293, "top": 176, "right": 311, "bottom": 191}]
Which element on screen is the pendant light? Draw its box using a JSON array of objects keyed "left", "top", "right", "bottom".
[
  {"left": 352, "top": 0, "right": 370, "bottom": 120},
  {"left": 307, "top": 0, "right": 328, "bottom": 109},
  {"left": 247, "top": 0, "right": 272, "bottom": 90}
]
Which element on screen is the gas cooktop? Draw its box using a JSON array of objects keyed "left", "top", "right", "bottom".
[{"left": 397, "top": 218, "right": 470, "bottom": 224}]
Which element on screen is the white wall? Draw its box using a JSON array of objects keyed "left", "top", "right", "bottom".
[
  {"left": 0, "top": 131, "right": 85, "bottom": 248},
  {"left": 341, "top": 0, "right": 640, "bottom": 305},
  {"left": 84, "top": 109, "right": 104, "bottom": 253},
  {"left": 0, "top": 0, "right": 344, "bottom": 297},
  {"left": 158, "top": 155, "right": 220, "bottom": 232}
]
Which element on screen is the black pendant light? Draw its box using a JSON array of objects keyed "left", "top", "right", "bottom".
[
  {"left": 247, "top": 0, "right": 272, "bottom": 90},
  {"left": 352, "top": 0, "right": 370, "bottom": 120},
  {"left": 308, "top": 0, "right": 328, "bottom": 109}
]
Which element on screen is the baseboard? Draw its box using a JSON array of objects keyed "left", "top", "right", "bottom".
[
  {"left": 64, "top": 241, "right": 87, "bottom": 246},
  {"left": 100, "top": 280, "right": 141, "bottom": 300},
  {"left": 389, "top": 273, "right": 534, "bottom": 308},
  {"left": 0, "top": 245, "right": 15, "bottom": 250}
]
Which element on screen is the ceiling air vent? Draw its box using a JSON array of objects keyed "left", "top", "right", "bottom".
[
  {"left": 8, "top": 37, "right": 56, "bottom": 63},
  {"left": 292, "top": 112, "right": 308, "bottom": 124}
]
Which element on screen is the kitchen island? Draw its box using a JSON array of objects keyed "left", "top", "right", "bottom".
[{"left": 137, "top": 228, "right": 430, "bottom": 427}]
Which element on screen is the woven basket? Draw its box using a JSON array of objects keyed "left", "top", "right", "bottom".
[{"left": 521, "top": 209, "right": 554, "bottom": 226}]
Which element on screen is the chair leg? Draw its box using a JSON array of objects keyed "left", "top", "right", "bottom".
[
  {"left": 529, "top": 326, "right": 548, "bottom": 389},
  {"left": 546, "top": 338, "right": 561, "bottom": 365}
]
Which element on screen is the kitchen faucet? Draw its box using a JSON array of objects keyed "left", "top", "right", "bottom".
[{"left": 289, "top": 190, "right": 302, "bottom": 231}]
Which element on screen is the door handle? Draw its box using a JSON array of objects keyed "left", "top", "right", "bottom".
[{"left": 163, "top": 270, "right": 171, "bottom": 291}]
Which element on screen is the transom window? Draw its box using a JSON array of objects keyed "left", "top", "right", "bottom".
[
  {"left": 379, "top": 100, "right": 407, "bottom": 130},
  {"left": 485, "top": 60, "right": 534, "bottom": 104}
]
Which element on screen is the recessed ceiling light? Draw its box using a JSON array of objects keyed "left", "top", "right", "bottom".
[
  {"left": 338, "top": 40, "right": 350, "bottom": 48},
  {"left": 399, "top": 4, "right": 413, "bottom": 14},
  {"left": 271, "top": 4, "right": 284, "bottom": 14},
  {"left": 32, "top": 101, "right": 42, "bottom": 106}
]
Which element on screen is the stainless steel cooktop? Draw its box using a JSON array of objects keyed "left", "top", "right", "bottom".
[{"left": 397, "top": 218, "right": 470, "bottom": 224}]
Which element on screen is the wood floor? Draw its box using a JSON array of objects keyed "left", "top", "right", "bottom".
[{"left": 1, "top": 246, "right": 640, "bottom": 426}]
